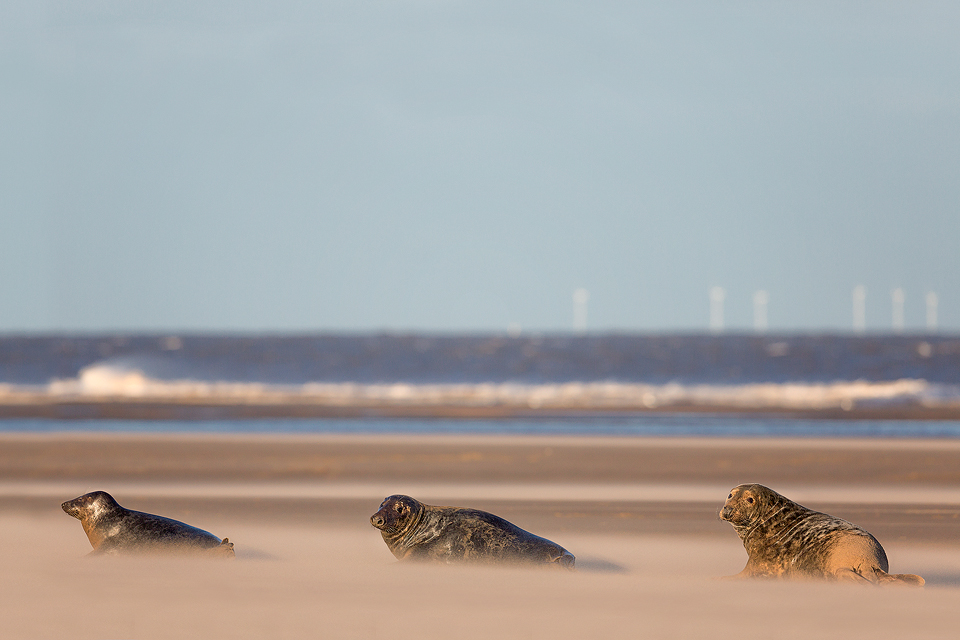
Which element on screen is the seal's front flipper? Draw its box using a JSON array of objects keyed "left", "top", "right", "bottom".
[
  {"left": 87, "top": 539, "right": 123, "bottom": 557},
  {"left": 833, "top": 567, "right": 875, "bottom": 584}
]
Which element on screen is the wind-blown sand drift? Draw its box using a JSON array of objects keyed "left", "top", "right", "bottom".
[{"left": 1, "top": 433, "right": 960, "bottom": 639}]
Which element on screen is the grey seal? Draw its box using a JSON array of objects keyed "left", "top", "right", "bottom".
[
  {"left": 370, "top": 494, "right": 574, "bottom": 568},
  {"left": 62, "top": 491, "right": 235, "bottom": 557},
  {"left": 719, "top": 484, "right": 923, "bottom": 585}
]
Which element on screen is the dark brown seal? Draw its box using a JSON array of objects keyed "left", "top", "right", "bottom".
[
  {"left": 62, "top": 491, "right": 235, "bottom": 557},
  {"left": 719, "top": 484, "right": 923, "bottom": 585},
  {"left": 370, "top": 494, "right": 575, "bottom": 568}
]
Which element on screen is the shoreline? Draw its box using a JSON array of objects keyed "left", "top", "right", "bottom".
[{"left": 2, "top": 397, "right": 960, "bottom": 420}]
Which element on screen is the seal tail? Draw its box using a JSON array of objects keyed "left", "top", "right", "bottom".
[
  {"left": 874, "top": 568, "right": 924, "bottom": 587},
  {"left": 553, "top": 550, "right": 576, "bottom": 570},
  {"left": 213, "top": 538, "right": 236, "bottom": 559}
]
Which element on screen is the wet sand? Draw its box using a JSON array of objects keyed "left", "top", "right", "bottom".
[
  {"left": 2, "top": 432, "right": 960, "bottom": 639},
  {"left": 2, "top": 396, "right": 960, "bottom": 419}
]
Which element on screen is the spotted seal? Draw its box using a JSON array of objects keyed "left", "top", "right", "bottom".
[
  {"left": 719, "top": 484, "right": 923, "bottom": 585},
  {"left": 370, "top": 494, "right": 575, "bottom": 568},
  {"left": 62, "top": 491, "right": 235, "bottom": 557}
]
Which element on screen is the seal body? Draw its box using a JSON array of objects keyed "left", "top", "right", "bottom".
[
  {"left": 370, "top": 495, "right": 575, "bottom": 569},
  {"left": 719, "top": 484, "right": 922, "bottom": 585},
  {"left": 62, "top": 491, "right": 235, "bottom": 557}
]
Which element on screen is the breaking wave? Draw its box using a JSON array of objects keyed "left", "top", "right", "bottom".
[{"left": 0, "top": 361, "right": 953, "bottom": 412}]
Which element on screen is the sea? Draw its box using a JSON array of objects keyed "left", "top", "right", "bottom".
[{"left": 1, "top": 333, "right": 959, "bottom": 438}]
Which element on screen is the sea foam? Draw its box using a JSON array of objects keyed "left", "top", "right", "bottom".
[{"left": 5, "top": 361, "right": 952, "bottom": 412}]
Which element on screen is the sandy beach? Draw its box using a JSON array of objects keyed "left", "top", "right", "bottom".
[{"left": 2, "top": 432, "right": 959, "bottom": 639}]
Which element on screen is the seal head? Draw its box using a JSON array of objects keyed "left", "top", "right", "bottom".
[
  {"left": 370, "top": 494, "right": 574, "bottom": 569},
  {"left": 370, "top": 494, "right": 425, "bottom": 547},
  {"left": 719, "top": 484, "right": 922, "bottom": 586},
  {"left": 62, "top": 491, "right": 235, "bottom": 558}
]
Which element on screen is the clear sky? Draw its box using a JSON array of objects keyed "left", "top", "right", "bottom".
[{"left": 2, "top": 1, "right": 958, "bottom": 334}]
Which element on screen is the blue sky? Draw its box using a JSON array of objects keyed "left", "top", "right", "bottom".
[{"left": 2, "top": 1, "right": 958, "bottom": 334}]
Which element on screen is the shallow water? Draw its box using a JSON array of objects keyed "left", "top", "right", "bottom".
[{"left": 3, "top": 415, "right": 960, "bottom": 438}]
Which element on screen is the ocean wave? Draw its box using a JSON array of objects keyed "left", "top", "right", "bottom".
[{"left": 0, "top": 362, "right": 954, "bottom": 412}]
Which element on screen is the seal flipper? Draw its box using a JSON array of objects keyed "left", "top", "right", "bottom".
[
  {"left": 211, "top": 538, "right": 236, "bottom": 558},
  {"left": 87, "top": 537, "right": 124, "bottom": 556},
  {"left": 874, "top": 568, "right": 924, "bottom": 587},
  {"left": 833, "top": 567, "right": 875, "bottom": 584},
  {"left": 834, "top": 566, "right": 925, "bottom": 586},
  {"left": 552, "top": 550, "right": 575, "bottom": 570}
]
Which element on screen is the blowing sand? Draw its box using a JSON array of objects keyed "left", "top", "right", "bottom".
[{"left": 2, "top": 432, "right": 959, "bottom": 639}]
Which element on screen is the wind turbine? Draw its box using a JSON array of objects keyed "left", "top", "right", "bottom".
[
  {"left": 891, "top": 288, "right": 904, "bottom": 334},
  {"left": 852, "top": 285, "right": 866, "bottom": 334},
  {"left": 926, "top": 292, "right": 938, "bottom": 333},
  {"left": 573, "top": 288, "right": 589, "bottom": 333},
  {"left": 710, "top": 287, "right": 725, "bottom": 333},
  {"left": 753, "top": 290, "right": 768, "bottom": 333}
]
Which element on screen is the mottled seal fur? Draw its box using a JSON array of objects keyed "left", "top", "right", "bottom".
[
  {"left": 62, "top": 491, "right": 235, "bottom": 557},
  {"left": 719, "top": 484, "right": 923, "bottom": 585},
  {"left": 370, "top": 495, "right": 575, "bottom": 568}
]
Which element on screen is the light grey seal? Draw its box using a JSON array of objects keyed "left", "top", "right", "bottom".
[{"left": 62, "top": 491, "right": 235, "bottom": 557}]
